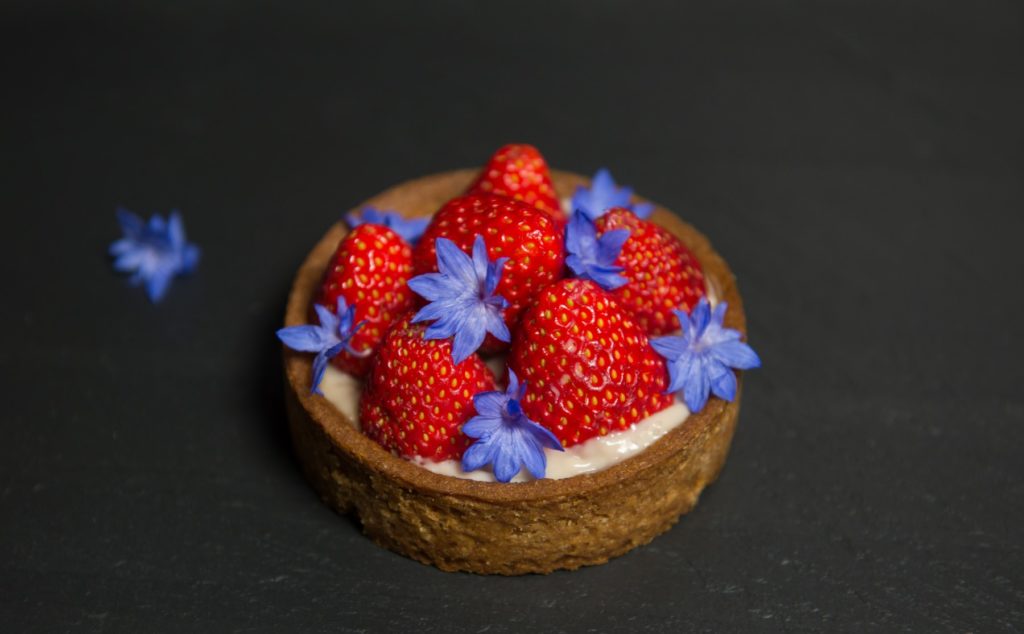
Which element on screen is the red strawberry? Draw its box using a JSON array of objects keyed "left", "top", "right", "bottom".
[
  {"left": 508, "top": 279, "right": 673, "bottom": 448},
  {"left": 314, "top": 224, "right": 415, "bottom": 376},
  {"left": 597, "top": 208, "right": 706, "bottom": 335},
  {"left": 412, "top": 194, "right": 565, "bottom": 349},
  {"left": 360, "top": 314, "right": 496, "bottom": 461},
  {"left": 466, "top": 144, "right": 565, "bottom": 225}
]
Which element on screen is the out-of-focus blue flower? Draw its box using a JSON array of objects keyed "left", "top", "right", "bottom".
[
  {"left": 345, "top": 206, "right": 430, "bottom": 245},
  {"left": 564, "top": 210, "right": 630, "bottom": 291},
  {"left": 461, "top": 370, "right": 564, "bottom": 482},
  {"left": 651, "top": 298, "right": 761, "bottom": 413},
  {"left": 407, "top": 235, "right": 510, "bottom": 364},
  {"left": 570, "top": 168, "right": 653, "bottom": 220},
  {"left": 631, "top": 201, "right": 655, "bottom": 219},
  {"left": 109, "top": 208, "right": 200, "bottom": 302},
  {"left": 276, "top": 298, "right": 366, "bottom": 395}
]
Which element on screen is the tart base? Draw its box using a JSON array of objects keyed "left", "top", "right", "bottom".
[{"left": 283, "top": 169, "right": 748, "bottom": 575}]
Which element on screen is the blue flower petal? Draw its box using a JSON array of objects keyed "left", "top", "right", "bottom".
[
  {"left": 344, "top": 320, "right": 369, "bottom": 356},
  {"left": 112, "top": 248, "right": 149, "bottom": 272},
  {"left": 484, "top": 309, "right": 512, "bottom": 343},
  {"left": 115, "top": 208, "right": 145, "bottom": 238},
  {"left": 461, "top": 441, "right": 496, "bottom": 474},
  {"left": 450, "top": 317, "right": 488, "bottom": 364},
  {"left": 710, "top": 340, "right": 762, "bottom": 369},
  {"left": 345, "top": 206, "right": 430, "bottom": 245},
  {"left": 434, "top": 238, "right": 478, "bottom": 287},
  {"left": 472, "top": 391, "right": 508, "bottom": 418},
  {"left": 109, "top": 208, "right": 200, "bottom": 302},
  {"left": 519, "top": 435, "right": 548, "bottom": 480},
  {"left": 571, "top": 169, "right": 649, "bottom": 220},
  {"left": 564, "top": 254, "right": 585, "bottom": 276},
  {"left": 463, "top": 414, "right": 502, "bottom": 438},
  {"left": 460, "top": 372, "right": 565, "bottom": 482},
  {"left": 310, "top": 347, "right": 334, "bottom": 396},
  {"left": 345, "top": 207, "right": 386, "bottom": 228},
  {"left": 652, "top": 302, "right": 760, "bottom": 413},
  {"left": 277, "top": 298, "right": 365, "bottom": 393},
  {"left": 422, "top": 314, "right": 459, "bottom": 340},
  {"left": 506, "top": 370, "right": 522, "bottom": 395},
  {"left": 144, "top": 264, "right": 175, "bottom": 303},
  {"left": 407, "top": 234, "right": 511, "bottom": 363},
  {"left": 146, "top": 214, "right": 165, "bottom": 237},
  {"left": 711, "top": 300, "right": 728, "bottom": 326},
  {"left": 566, "top": 210, "right": 597, "bottom": 247},
  {"left": 665, "top": 347, "right": 695, "bottom": 395},
  {"left": 493, "top": 445, "right": 520, "bottom": 483},
  {"left": 596, "top": 228, "right": 630, "bottom": 263},
  {"left": 276, "top": 324, "right": 333, "bottom": 352},
  {"left": 180, "top": 244, "right": 200, "bottom": 273},
  {"left": 708, "top": 359, "right": 738, "bottom": 402},
  {"left": 672, "top": 309, "right": 691, "bottom": 337},
  {"left": 702, "top": 326, "right": 742, "bottom": 347},
  {"left": 682, "top": 355, "right": 710, "bottom": 413},
  {"left": 485, "top": 257, "right": 509, "bottom": 299},
  {"left": 335, "top": 298, "right": 354, "bottom": 332},
  {"left": 167, "top": 212, "right": 186, "bottom": 250},
  {"left": 527, "top": 420, "right": 565, "bottom": 452},
  {"left": 471, "top": 235, "right": 490, "bottom": 283},
  {"left": 690, "top": 298, "right": 712, "bottom": 336},
  {"left": 650, "top": 336, "right": 685, "bottom": 361},
  {"left": 588, "top": 263, "right": 630, "bottom": 291},
  {"left": 312, "top": 303, "right": 339, "bottom": 332},
  {"left": 406, "top": 272, "right": 452, "bottom": 303},
  {"left": 564, "top": 211, "right": 592, "bottom": 255},
  {"left": 109, "top": 238, "right": 136, "bottom": 257},
  {"left": 409, "top": 300, "right": 448, "bottom": 325},
  {"left": 632, "top": 201, "right": 655, "bottom": 219},
  {"left": 421, "top": 296, "right": 477, "bottom": 338},
  {"left": 564, "top": 211, "right": 630, "bottom": 291}
]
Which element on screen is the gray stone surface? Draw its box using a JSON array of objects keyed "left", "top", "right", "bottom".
[{"left": 1, "top": 1, "right": 1021, "bottom": 631}]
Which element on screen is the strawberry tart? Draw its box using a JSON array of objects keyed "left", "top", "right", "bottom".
[{"left": 279, "top": 145, "right": 759, "bottom": 574}]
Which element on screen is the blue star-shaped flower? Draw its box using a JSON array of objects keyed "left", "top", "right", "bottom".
[
  {"left": 651, "top": 298, "right": 761, "bottom": 413},
  {"left": 109, "top": 208, "right": 200, "bottom": 302},
  {"left": 570, "top": 168, "right": 654, "bottom": 221},
  {"left": 345, "top": 206, "right": 430, "bottom": 245},
  {"left": 407, "top": 235, "right": 511, "bottom": 364},
  {"left": 461, "top": 370, "right": 565, "bottom": 482},
  {"left": 276, "top": 298, "right": 366, "bottom": 395},
  {"left": 564, "top": 210, "right": 630, "bottom": 291}
]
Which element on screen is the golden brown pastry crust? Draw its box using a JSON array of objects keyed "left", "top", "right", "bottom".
[{"left": 283, "top": 170, "right": 748, "bottom": 575}]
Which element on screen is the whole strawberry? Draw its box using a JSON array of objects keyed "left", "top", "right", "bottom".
[
  {"left": 597, "top": 208, "right": 706, "bottom": 334},
  {"left": 508, "top": 279, "right": 673, "bottom": 448},
  {"left": 360, "top": 314, "right": 496, "bottom": 461},
  {"left": 567, "top": 208, "right": 706, "bottom": 336},
  {"left": 314, "top": 224, "right": 414, "bottom": 376},
  {"left": 466, "top": 144, "right": 565, "bottom": 225},
  {"left": 412, "top": 194, "right": 565, "bottom": 347}
]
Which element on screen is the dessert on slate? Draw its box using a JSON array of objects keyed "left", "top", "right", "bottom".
[{"left": 278, "top": 144, "right": 759, "bottom": 574}]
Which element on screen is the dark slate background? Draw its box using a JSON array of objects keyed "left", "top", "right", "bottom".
[{"left": 2, "top": 1, "right": 1022, "bottom": 631}]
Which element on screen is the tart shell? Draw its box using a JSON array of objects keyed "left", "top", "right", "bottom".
[{"left": 283, "top": 169, "right": 748, "bottom": 575}]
